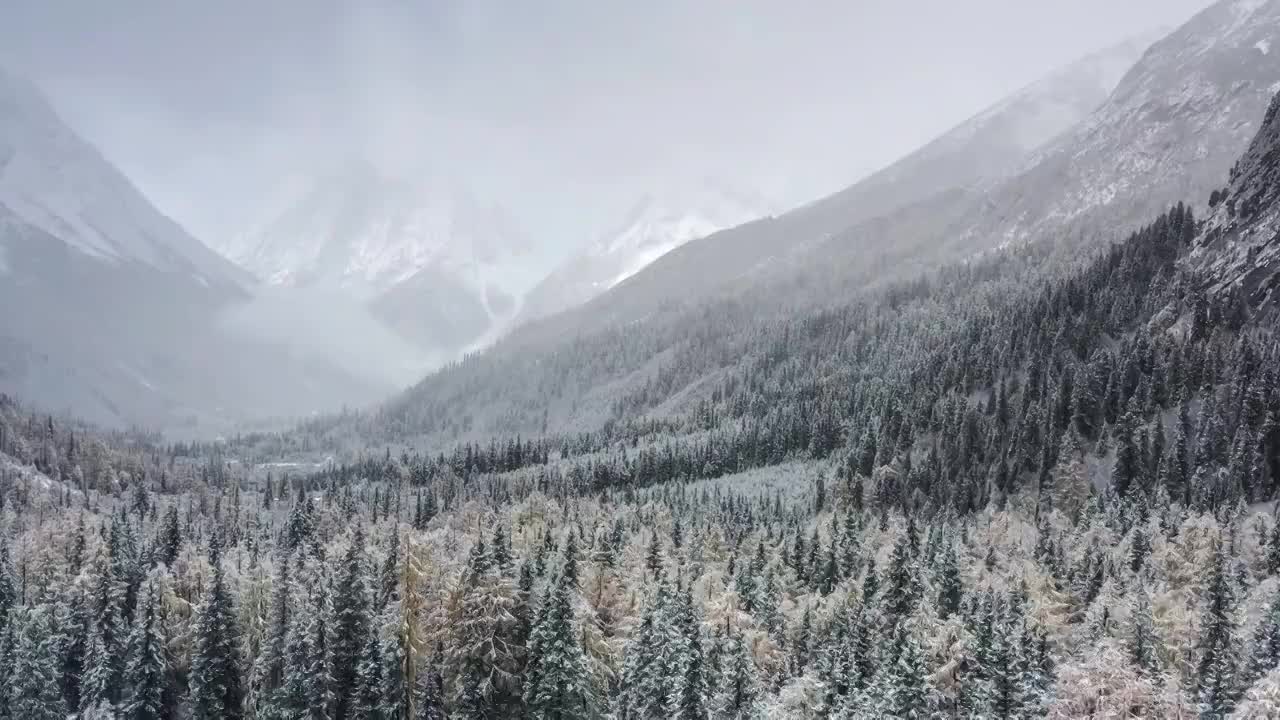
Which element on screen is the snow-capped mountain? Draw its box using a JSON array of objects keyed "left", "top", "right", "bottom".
[
  {"left": 0, "top": 68, "right": 395, "bottom": 432},
  {"left": 0, "top": 66, "right": 246, "bottom": 290},
  {"left": 218, "top": 162, "right": 531, "bottom": 298},
  {"left": 519, "top": 185, "right": 773, "bottom": 324},
  {"left": 217, "top": 162, "right": 536, "bottom": 354}
]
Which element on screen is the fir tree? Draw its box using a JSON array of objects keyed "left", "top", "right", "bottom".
[
  {"left": 1197, "top": 543, "right": 1241, "bottom": 717},
  {"left": 1245, "top": 589, "right": 1280, "bottom": 687},
  {"left": 877, "top": 621, "right": 930, "bottom": 719},
  {"left": 331, "top": 529, "right": 373, "bottom": 719},
  {"left": 9, "top": 606, "right": 68, "bottom": 720},
  {"left": 121, "top": 581, "right": 168, "bottom": 720},
  {"left": 936, "top": 539, "right": 962, "bottom": 620},
  {"left": 1129, "top": 588, "right": 1160, "bottom": 676},
  {"left": 190, "top": 535, "right": 245, "bottom": 720},
  {"left": 668, "top": 585, "right": 708, "bottom": 720},
  {"left": 524, "top": 566, "right": 599, "bottom": 719}
]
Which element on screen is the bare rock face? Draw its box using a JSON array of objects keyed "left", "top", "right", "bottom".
[{"left": 1191, "top": 90, "right": 1280, "bottom": 315}]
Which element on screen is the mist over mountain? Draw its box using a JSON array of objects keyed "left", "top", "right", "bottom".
[
  {"left": 14, "top": 1, "right": 1280, "bottom": 719},
  {"left": 518, "top": 183, "right": 776, "bottom": 325},
  {"left": 0, "top": 69, "right": 405, "bottom": 433},
  {"left": 214, "top": 160, "right": 543, "bottom": 360}
]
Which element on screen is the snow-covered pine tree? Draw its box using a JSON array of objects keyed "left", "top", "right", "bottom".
[
  {"left": 1245, "top": 587, "right": 1280, "bottom": 689},
  {"left": 1129, "top": 587, "right": 1160, "bottom": 676},
  {"left": 8, "top": 606, "right": 68, "bottom": 720},
  {"left": 667, "top": 583, "right": 709, "bottom": 720},
  {"left": 254, "top": 554, "right": 291, "bottom": 718},
  {"left": 1196, "top": 542, "right": 1242, "bottom": 717},
  {"left": 523, "top": 561, "right": 599, "bottom": 719},
  {"left": 330, "top": 528, "right": 373, "bottom": 719},
  {"left": 121, "top": 580, "right": 168, "bottom": 720},
  {"left": 189, "top": 534, "right": 245, "bottom": 720}
]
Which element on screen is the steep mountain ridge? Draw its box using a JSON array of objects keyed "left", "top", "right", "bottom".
[
  {"left": 1192, "top": 88, "right": 1280, "bottom": 312},
  {"left": 955, "top": 0, "right": 1280, "bottom": 250}
]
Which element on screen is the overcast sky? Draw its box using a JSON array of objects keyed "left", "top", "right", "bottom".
[{"left": 1, "top": 0, "right": 1213, "bottom": 261}]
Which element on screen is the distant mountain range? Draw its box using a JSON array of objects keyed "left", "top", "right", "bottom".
[{"left": 7, "top": 0, "right": 1278, "bottom": 438}]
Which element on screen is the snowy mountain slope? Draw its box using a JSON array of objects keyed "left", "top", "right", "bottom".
[
  {"left": 519, "top": 32, "right": 1156, "bottom": 336},
  {"left": 954, "top": 0, "right": 1280, "bottom": 252},
  {"left": 1191, "top": 88, "right": 1280, "bottom": 314},
  {"left": 0, "top": 66, "right": 247, "bottom": 291},
  {"left": 796, "top": 32, "right": 1160, "bottom": 236},
  {"left": 518, "top": 184, "right": 774, "bottom": 324},
  {"left": 0, "top": 71, "right": 400, "bottom": 433}
]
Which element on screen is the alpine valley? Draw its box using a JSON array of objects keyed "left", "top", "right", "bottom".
[{"left": 4, "top": 2, "right": 1280, "bottom": 720}]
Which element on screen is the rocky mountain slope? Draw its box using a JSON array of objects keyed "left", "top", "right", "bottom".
[{"left": 1192, "top": 88, "right": 1280, "bottom": 312}]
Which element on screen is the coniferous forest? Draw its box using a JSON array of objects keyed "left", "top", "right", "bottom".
[{"left": 5, "top": 93, "right": 1280, "bottom": 720}]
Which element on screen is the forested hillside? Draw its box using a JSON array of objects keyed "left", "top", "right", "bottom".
[
  {"left": 2, "top": 89, "right": 1280, "bottom": 719},
  {"left": 247, "top": 0, "right": 1280, "bottom": 459}
]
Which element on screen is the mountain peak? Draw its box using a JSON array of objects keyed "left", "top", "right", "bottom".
[
  {"left": 0, "top": 66, "right": 244, "bottom": 293},
  {"left": 220, "top": 167, "right": 529, "bottom": 297}
]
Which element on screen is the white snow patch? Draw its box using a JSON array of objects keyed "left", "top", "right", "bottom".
[{"left": 1258, "top": 39, "right": 1272, "bottom": 55}]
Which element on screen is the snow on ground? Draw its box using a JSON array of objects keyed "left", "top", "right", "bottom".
[{"left": 0, "top": 451, "right": 58, "bottom": 494}]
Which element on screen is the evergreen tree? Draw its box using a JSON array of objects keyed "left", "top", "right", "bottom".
[
  {"left": 0, "top": 536, "right": 17, "bottom": 638},
  {"left": 876, "top": 621, "right": 930, "bottom": 719},
  {"left": 190, "top": 535, "right": 245, "bottom": 720},
  {"left": 331, "top": 529, "right": 373, "bottom": 719},
  {"left": 8, "top": 606, "right": 69, "bottom": 720},
  {"left": 1129, "top": 588, "right": 1160, "bottom": 676},
  {"left": 159, "top": 505, "right": 182, "bottom": 567},
  {"left": 884, "top": 533, "right": 920, "bottom": 624},
  {"left": 715, "top": 631, "right": 759, "bottom": 718},
  {"left": 524, "top": 566, "right": 599, "bottom": 719},
  {"left": 1197, "top": 543, "right": 1241, "bottom": 717},
  {"left": 667, "top": 585, "right": 708, "bottom": 720},
  {"left": 619, "top": 579, "right": 673, "bottom": 719},
  {"left": 1246, "top": 589, "right": 1280, "bottom": 688},
  {"left": 256, "top": 554, "right": 291, "bottom": 717},
  {"left": 936, "top": 539, "right": 962, "bottom": 620},
  {"left": 121, "top": 581, "right": 168, "bottom": 720}
]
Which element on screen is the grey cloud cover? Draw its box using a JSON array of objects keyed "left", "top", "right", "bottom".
[{"left": 0, "top": 0, "right": 1213, "bottom": 259}]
